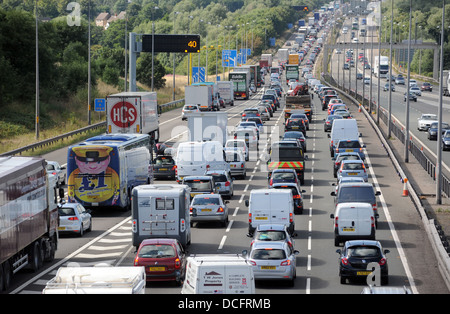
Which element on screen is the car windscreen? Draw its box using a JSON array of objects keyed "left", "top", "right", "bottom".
[
  {"left": 251, "top": 249, "right": 287, "bottom": 260},
  {"left": 138, "top": 244, "right": 176, "bottom": 258},
  {"left": 337, "top": 186, "right": 375, "bottom": 203}
]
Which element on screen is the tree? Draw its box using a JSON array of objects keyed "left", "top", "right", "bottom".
[{"left": 136, "top": 53, "right": 166, "bottom": 89}]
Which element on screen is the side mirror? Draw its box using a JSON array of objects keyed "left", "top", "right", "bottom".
[
  {"left": 375, "top": 191, "right": 381, "bottom": 196},
  {"left": 330, "top": 213, "right": 335, "bottom": 219},
  {"left": 242, "top": 249, "right": 248, "bottom": 256},
  {"left": 245, "top": 199, "right": 249, "bottom": 207}
]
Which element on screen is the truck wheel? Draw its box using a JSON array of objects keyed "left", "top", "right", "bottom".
[{"left": 29, "top": 241, "right": 43, "bottom": 272}]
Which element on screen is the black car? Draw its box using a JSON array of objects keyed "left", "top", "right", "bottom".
[
  {"left": 427, "top": 122, "right": 450, "bottom": 140},
  {"left": 336, "top": 240, "right": 390, "bottom": 285},
  {"left": 262, "top": 94, "right": 280, "bottom": 108},
  {"left": 324, "top": 115, "right": 343, "bottom": 132},
  {"left": 282, "top": 131, "right": 307, "bottom": 152},
  {"left": 284, "top": 118, "right": 306, "bottom": 135},
  {"left": 404, "top": 92, "right": 417, "bottom": 102},
  {"left": 268, "top": 169, "right": 299, "bottom": 186},
  {"left": 153, "top": 155, "right": 176, "bottom": 179}
]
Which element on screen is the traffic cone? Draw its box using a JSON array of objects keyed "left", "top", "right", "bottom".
[
  {"left": 402, "top": 178, "right": 409, "bottom": 197},
  {"left": 358, "top": 104, "right": 361, "bottom": 112}
]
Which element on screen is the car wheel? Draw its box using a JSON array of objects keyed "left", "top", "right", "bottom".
[{"left": 340, "top": 276, "right": 346, "bottom": 284}]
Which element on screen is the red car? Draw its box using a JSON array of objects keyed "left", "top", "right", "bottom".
[
  {"left": 134, "top": 238, "right": 187, "bottom": 286},
  {"left": 421, "top": 82, "right": 433, "bottom": 92}
]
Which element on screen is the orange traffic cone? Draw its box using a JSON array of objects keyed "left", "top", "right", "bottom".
[
  {"left": 402, "top": 178, "right": 409, "bottom": 197},
  {"left": 358, "top": 104, "right": 362, "bottom": 112}
]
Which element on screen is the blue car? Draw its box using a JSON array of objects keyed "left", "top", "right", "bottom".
[{"left": 335, "top": 139, "right": 366, "bottom": 160}]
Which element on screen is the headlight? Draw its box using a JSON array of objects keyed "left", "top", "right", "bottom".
[{"left": 445, "top": 141, "right": 450, "bottom": 145}]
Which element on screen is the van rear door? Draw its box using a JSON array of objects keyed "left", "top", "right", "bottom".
[{"left": 139, "top": 196, "right": 179, "bottom": 237}]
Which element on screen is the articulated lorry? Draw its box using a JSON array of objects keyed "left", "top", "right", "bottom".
[
  {"left": 0, "top": 156, "right": 62, "bottom": 291},
  {"left": 285, "top": 83, "right": 312, "bottom": 121},
  {"left": 229, "top": 71, "right": 250, "bottom": 100}
]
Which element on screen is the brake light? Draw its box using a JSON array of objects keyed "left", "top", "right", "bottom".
[
  {"left": 372, "top": 203, "right": 377, "bottom": 212},
  {"left": 225, "top": 181, "right": 230, "bottom": 187},
  {"left": 379, "top": 258, "right": 387, "bottom": 266},
  {"left": 217, "top": 207, "right": 224, "bottom": 213},
  {"left": 248, "top": 213, "right": 252, "bottom": 223},
  {"left": 371, "top": 216, "right": 375, "bottom": 228},
  {"left": 281, "top": 260, "right": 291, "bottom": 266},
  {"left": 341, "top": 257, "right": 349, "bottom": 265},
  {"left": 68, "top": 217, "right": 79, "bottom": 221},
  {"left": 289, "top": 213, "right": 293, "bottom": 223},
  {"left": 293, "top": 194, "right": 301, "bottom": 199},
  {"left": 269, "top": 179, "right": 273, "bottom": 186},
  {"left": 190, "top": 207, "right": 193, "bottom": 213},
  {"left": 249, "top": 260, "right": 257, "bottom": 266},
  {"left": 335, "top": 216, "right": 338, "bottom": 228},
  {"left": 175, "top": 257, "right": 181, "bottom": 269},
  {"left": 134, "top": 257, "right": 139, "bottom": 266}
]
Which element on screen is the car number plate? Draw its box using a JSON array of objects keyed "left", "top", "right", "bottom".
[
  {"left": 357, "top": 271, "right": 372, "bottom": 276},
  {"left": 345, "top": 149, "right": 354, "bottom": 152},
  {"left": 202, "top": 208, "right": 212, "bottom": 212},
  {"left": 159, "top": 168, "right": 167, "bottom": 171},
  {"left": 58, "top": 227, "right": 66, "bottom": 230},
  {"left": 342, "top": 227, "right": 355, "bottom": 232},
  {"left": 261, "top": 266, "right": 276, "bottom": 270},
  {"left": 148, "top": 266, "right": 166, "bottom": 272},
  {"left": 255, "top": 216, "right": 268, "bottom": 220},
  {"left": 292, "top": 126, "right": 299, "bottom": 129},
  {"left": 348, "top": 172, "right": 358, "bottom": 175},
  {"left": 230, "top": 164, "right": 235, "bottom": 167}
]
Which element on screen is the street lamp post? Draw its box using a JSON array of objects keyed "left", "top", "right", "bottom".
[
  {"left": 405, "top": 0, "right": 412, "bottom": 163},
  {"left": 388, "top": 0, "right": 394, "bottom": 138},
  {"left": 151, "top": 6, "right": 159, "bottom": 91},
  {"left": 437, "top": 0, "right": 446, "bottom": 204}
]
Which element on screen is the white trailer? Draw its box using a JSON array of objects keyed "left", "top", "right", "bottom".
[
  {"left": 42, "top": 264, "right": 146, "bottom": 294},
  {"left": 373, "top": 56, "right": 389, "bottom": 78},
  {"left": 106, "top": 92, "right": 160, "bottom": 142},
  {"left": 185, "top": 85, "right": 213, "bottom": 111},
  {"left": 181, "top": 255, "right": 255, "bottom": 294},
  {"left": 277, "top": 48, "right": 289, "bottom": 64},
  {"left": 217, "top": 81, "right": 234, "bottom": 106},
  {"left": 187, "top": 112, "right": 228, "bottom": 146}
]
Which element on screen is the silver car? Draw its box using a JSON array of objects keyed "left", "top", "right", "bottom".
[
  {"left": 205, "top": 170, "right": 234, "bottom": 199},
  {"left": 58, "top": 203, "right": 92, "bottom": 237},
  {"left": 190, "top": 194, "right": 229, "bottom": 227},
  {"left": 181, "top": 104, "right": 200, "bottom": 120},
  {"left": 337, "top": 160, "right": 368, "bottom": 182},
  {"left": 248, "top": 224, "right": 295, "bottom": 249},
  {"left": 245, "top": 241, "right": 299, "bottom": 286},
  {"left": 46, "top": 160, "right": 66, "bottom": 187}
]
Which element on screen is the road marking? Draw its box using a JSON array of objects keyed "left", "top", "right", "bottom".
[{"left": 218, "top": 236, "right": 227, "bottom": 250}]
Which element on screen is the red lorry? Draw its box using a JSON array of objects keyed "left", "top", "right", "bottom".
[{"left": 0, "top": 156, "right": 62, "bottom": 291}]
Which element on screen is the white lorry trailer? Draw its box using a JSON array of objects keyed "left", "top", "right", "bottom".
[
  {"left": 216, "top": 81, "right": 234, "bottom": 106},
  {"left": 181, "top": 255, "right": 255, "bottom": 294},
  {"left": 106, "top": 92, "right": 160, "bottom": 143},
  {"left": 185, "top": 84, "right": 213, "bottom": 111},
  {"left": 187, "top": 112, "right": 228, "bottom": 146}
]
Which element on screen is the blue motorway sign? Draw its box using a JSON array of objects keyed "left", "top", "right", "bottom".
[
  {"left": 192, "top": 66, "right": 205, "bottom": 83},
  {"left": 240, "top": 48, "right": 251, "bottom": 56},
  {"left": 222, "top": 49, "right": 237, "bottom": 67},
  {"left": 94, "top": 98, "right": 105, "bottom": 112}
]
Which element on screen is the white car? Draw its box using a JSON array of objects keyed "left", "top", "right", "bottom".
[
  {"left": 225, "top": 139, "right": 249, "bottom": 161},
  {"left": 417, "top": 114, "right": 438, "bottom": 131},
  {"left": 46, "top": 160, "right": 66, "bottom": 187},
  {"left": 224, "top": 150, "right": 246, "bottom": 179},
  {"left": 181, "top": 104, "right": 200, "bottom": 120},
  {"left": 410, "top": 86, "right": 422, "bottom": 96},
  {"left": 58, "top": 203, "right": 92, "bottom": 237}
]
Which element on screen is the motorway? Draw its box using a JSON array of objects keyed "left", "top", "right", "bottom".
[
  {"left": 5, "top": 16, "right": 450, "bottom": 296},
  {"left": 6, "top": 77, "right": 449, "bottom": 295}
]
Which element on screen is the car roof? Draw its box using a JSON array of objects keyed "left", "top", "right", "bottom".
[
  {"left": 271, "top": 182, "right": 299, "bottom": 189},
  {"left": 339, "top": 182, "right": 373, "bottom": 188},
  {"left": 341, "top": 159, "right": 364, "bottom": 164},
  {"left": 344, "top": 240, "right": 381, "bottom": 248},
  {"left": 251, "top": 241, "right": 288, "bottom": 250},
  {"left": 272, "top": 169, "right": 296, "bottom": 173},
  {"left": 193, "top": 193, "right": 220, "bottom": 199},
  {"left": 256, "top": 224, "right": 288, "bottom": 232},
  {"left": 58, "top": 202, "right": 80, "bottom": 209},
  {"left": 183, "top": 176, "right": 213, "bottom": 180},
  {"left": 206, "top": 170, "right": 228, "bottom": 175},
  {"left": 140, "top": 238, "right": 179, "bottom": 246}
]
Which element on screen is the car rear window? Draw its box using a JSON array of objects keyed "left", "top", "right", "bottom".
[
  {"left": 184, "top": 180, "right": 212, "bottom": 191},
  {"left": 347, "top": 246, "right": 380, "bottom": 258},
  {"left": 342, "top": 163, "right": 364, "bottom": 170},
  {"left": 272, "top": 172, "right": 296, "bottom": 181},
  {"left": 338, "top": 141, "right": 361, "bottom": 148},
  {"left": 337, "top": 186, "right": 375, "bottom": 203},
  {"left": 251, "top": 249, "right": 286, "bottom": 260},
  {"left": 155, "top": 157, "right": 174, "bottom": 165},
  {"left": 255, "top": 231, "right": 287, "bottom": 241},
  {"left": 226, "top": 152, "right": 241, "bottom": 162},
  {"left": 58, "top": 207, "right": 76, "bottom": 216},
  {"left": 138, "top": 244, "right": 176, "bottom": 258},
  {"left": 192, "top": 197, "right": 220, "bottom": 205},
  {"left": 209, "top": 174, "right": 227, "bottom": 182}
]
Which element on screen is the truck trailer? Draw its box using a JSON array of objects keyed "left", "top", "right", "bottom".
[
  {"left": 0, "top": 156, "right": 62, "bottom": 291},
  {"left": 106, "top": 92, "right": 160, "bottom": 143}
]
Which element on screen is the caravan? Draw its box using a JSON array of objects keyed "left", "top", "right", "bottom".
[{"left": 131, "top": 184, "right": 192, "bottom": 249}]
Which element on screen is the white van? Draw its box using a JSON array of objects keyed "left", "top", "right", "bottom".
[
  {"left": 245, "top": 189, "right": 295, "bottom": 236},
  {"left": 330, "top": 202, "right": 376, "bottom": 246},
  {"left": 131, "top": 184, "right": 191, "bottom": 249},
  {"left": 175, "top": 141, "right": 229, "bottom": 181},
  {"left": 42, "top": 264, "right": 146, "bottom": 294},
  {"left": 329, "top": 119, "right": 360, "bottom": 157},
  {"left": 181, "top": 255, "right": 255, "bottom": 294}
]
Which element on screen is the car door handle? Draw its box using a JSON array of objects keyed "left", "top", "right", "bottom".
[{"left": 352, "top": 221, "right": 355, "bottom": 227}]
